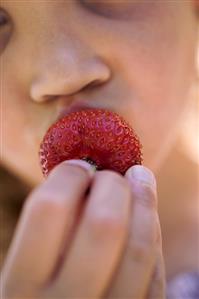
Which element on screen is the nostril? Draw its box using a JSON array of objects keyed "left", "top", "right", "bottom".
[
  {"left": 81, "top": 79, "right": 103, "bottom": 92},
  {"left": 43, "top": 95, "right": 59, "bottom": 102},
  {"left": 42, "top": 80, "right": 103, "bottom": 102}
]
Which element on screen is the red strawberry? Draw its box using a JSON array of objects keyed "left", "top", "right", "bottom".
[{"left": 39, "top": 109, "right": 143, "bottom": 177}]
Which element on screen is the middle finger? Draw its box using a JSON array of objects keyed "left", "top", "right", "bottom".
[{"left": 51, "top": 170, "right": 132, "bottom": 298}]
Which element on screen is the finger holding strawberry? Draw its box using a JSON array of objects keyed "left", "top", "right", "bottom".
[{"left": 105, "top": 166, "right": 166, "bottom": 299}]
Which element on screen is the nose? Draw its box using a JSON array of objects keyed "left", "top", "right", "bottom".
[{"left": 30, "top": 46, "right": 111, "bottom": 103}]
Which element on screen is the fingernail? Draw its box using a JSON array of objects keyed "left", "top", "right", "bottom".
[
  {"left": 63, "top": 159, "right": 96, "bottom": 178},
  {"left": 126, "top": 165, "right": 156, "bottom": 189}
]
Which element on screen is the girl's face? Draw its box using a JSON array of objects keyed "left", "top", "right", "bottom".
[{"left": 1, "top": 1, "right": 198, "bottom": 186}]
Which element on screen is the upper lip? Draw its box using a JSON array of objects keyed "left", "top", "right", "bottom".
[{"left": 56, "top": 100, "right": 101, "bottom": 122}]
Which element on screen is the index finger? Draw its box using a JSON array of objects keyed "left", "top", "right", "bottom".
[{"left": 1, "top": 160, "right": 95, "bottom": 298}]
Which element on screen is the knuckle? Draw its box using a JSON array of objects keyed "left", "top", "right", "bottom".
[
  {"left": 135, "top": 183, "right": 157, "bottom": 209},
  {"left": 98, "top": 170, "right": 131, "bottom": 192},
  {"left": 24, "top": 188, "right": 67, "bottom": 219},
  {"left": 87, "top": 212, "right": 126, "bottom": 239},
  {"left": 149, "top": 261, "right": 166, "bottom": 298},
  {"left": 153, "top": 264, "right": 164, "bottom": 286},
  {"left": 129, "top": 242, "right": 154, "bottom": 264}
]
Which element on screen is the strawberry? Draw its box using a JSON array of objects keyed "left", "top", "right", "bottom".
[{"left": 39, "top": 108, "right": 143, "bottom": 177}]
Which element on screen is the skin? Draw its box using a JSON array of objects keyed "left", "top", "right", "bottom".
[
  {"left": 0, "top": 0, "right": 198, "bottom": 298},
  {"left": 1, "top": 0, "right": 197, "bottom": 185}
]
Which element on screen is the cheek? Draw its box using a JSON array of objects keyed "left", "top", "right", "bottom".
[
  {"left": 108, "top": 7, "right": 196, "bottom": 171},
  {"left": 1, "top": 82, "right": 43, "bottom": 185}
]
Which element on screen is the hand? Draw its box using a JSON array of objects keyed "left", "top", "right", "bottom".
[{"left": 1, "top": 160, "right": 165, "bottom": 299}]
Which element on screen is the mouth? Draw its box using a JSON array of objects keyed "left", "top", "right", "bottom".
[{"left": 57, "top": 101, "right": 100, "bottom": 122}]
